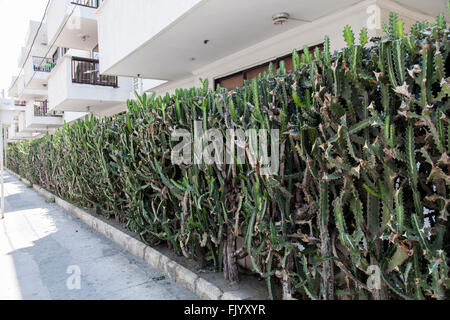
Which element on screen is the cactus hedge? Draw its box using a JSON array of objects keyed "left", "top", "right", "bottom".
[{"left": 7, "top": 13, "right": 450, "bottom": 300}]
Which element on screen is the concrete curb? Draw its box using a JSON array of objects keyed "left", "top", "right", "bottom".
[{"left": 7, "top": 169, "right": 248, "bottom": 300}]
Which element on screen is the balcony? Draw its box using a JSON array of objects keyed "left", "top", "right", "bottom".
[
  {"left": 14, "top": 101, "right": 27, "bottom": 112},
  {"left": 14, "top": 101, "right": 27, "bottom": 107},
  {"left": 7, "top": 122, "right": 35, "bottom": 142},
  {"left": 17, "top": 74, "right": 47, "bottom": 101},
  {"left": 72, "top": 57, "right": 117, "bottom": 87},
  {"left": 34, "top": 101, "right": 50, "bottom": 117},
  {"left": 48, "top": 55, "right": 131, "bottom": 113},
  {"left": 8, "top": 77, "right": 19, "bottom": 98},
  {"left": 9, "top": 115, "right": 32, "bottom": 139},
  {"left": 23, "top": 56, "right": 55, "bottom": 91},
  {"left": 33, "top": 57, "right": 55, "bottom": 73},
  {"left": 97, "top": 0, "right": 203, "bottom": 78},
  {"left": 0, "top": 101, "right": 15, "bottom": 125},
  {"left": 0, "top": 98, "right": 25, "bottom": 128},
  {"left": 23, "top": 101, "right": 63, "bottom": 132},
  {"left": 71, "top": 0, "right": 103, "bottom": 8},
  {"left": 46, "top": 0, "right": 100, "bottom": 51}
]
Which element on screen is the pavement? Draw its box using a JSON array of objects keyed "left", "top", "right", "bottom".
[{"left": 0, "top": 172, "right": 197, "bottom": 300}]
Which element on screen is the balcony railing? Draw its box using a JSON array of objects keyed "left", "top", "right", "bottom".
[
  {"left": 14, "top": 100, "right": 27, "bottom": 107},
  {"left": 71, "top": 0, "right": 103, "bottom": 8},
  {"left": 33, "top": 56, "right": 55, "bottom": 73},
  {"left": 34, "top": 101, "right": 48, "bottom": 117},
  {"left": 71, "top": 56, "right": 118, "bottom": 88}
]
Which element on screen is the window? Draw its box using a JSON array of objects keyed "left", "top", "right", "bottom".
[
  {"left": 52, "top": 50, "right": 58, "bottom": 63},
  {"left": 71, "top": 0, "right": 103, "bottom": 8},
  {"left": 216, "top": 73, "right": 245, "bottom": 90},
  {"left": 34, "top": 100, "right": 48, "bottom": 117},
  {"left": 52, "top": 47, "right": 68, "bottom": 64},
  {"left": 92, "top": 44, "right": 99, "bottom": 60},
  {"left": 215, "top": 43, "right": 324, "bottom": 90}
]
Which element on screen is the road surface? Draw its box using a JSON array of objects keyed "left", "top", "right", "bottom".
[{"left": 0, "top": 172, "right": 197, "bottom": 300}]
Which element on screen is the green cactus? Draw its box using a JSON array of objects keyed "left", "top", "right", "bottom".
[
  {"left": 344, "top": 25, "right": 355, "bottom": 48},
  {"left": 360, "top": 28, "right": 368, "bottom": 46},
  {"left": 6, "top": 11, "right": 449, "bottom": 301}
]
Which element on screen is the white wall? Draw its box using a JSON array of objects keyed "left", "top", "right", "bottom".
[
  {"left": 150, "top": 0, "right": 436, "bottom": 96},
  {"left": 48, "top": 55, "right": 70, "bottom": 111},
  {"left": 151, "top": 0, "right": 377, "bottom": 94},
  {"left": 46, "top": 0, "right": 67, "bottom": 46},
  {"left": 46, "top": 0, "right": 98, "bottom": 46},
  {"left": 7, "top": 125, "right": 16, "bottom": 142},
  {"left": 25, "top": 101, "right": 34, "bottom": 131},
  {"left": 64, "top": 112, "right": 88, "bottom": 124},
  {"left": 97, "top": 104, "right": 128, "bottom": 119},
  {"left": 18, "top": 111, "right": 27, "bottom": 132},
  {"left": 151, "top": 76, "right": 196, "bottom": 96},
  {"left": 97, "top": 0, "right": 203, "bottom": 74},
  {"left": 378, "top": 0, "right": 436, "bottom": 37},
  {"left": 67, "top": 49, "right": 91, "bottom": 58},
  {"left": 0, "top": 111, "right": 15, "bottom": 125}
]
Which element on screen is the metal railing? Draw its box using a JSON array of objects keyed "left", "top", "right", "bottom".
[
  {"left": 14, "top": 101, "right": 27, "bottom": 107},
  {"left": 34, "top": 101, "right": 48, "bottom": 117},
  {"left": 71, "top": 56, "right": 118, "bottom": 88},
  {"left": 33, "top": 56, "right": 55, "bottom": 73},
  {"left": 71, "top": 0, "right": 103, "bottom": 8}
]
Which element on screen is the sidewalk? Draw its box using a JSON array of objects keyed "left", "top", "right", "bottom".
[{"left": 0, "top": 172, "right": 197, "bottom": 300}]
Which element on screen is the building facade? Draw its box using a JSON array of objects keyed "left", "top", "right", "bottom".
[
  {"left": 45, "top": 0, "right": 132, "bottom": 118},
  {"left": 97, "top": 0, "right": 446, "bottom": 95},
  {"left": 3, "top": 0, "right": 448, "bottom": 143},
  {"left": 3, "top": 0, "right": 133, "bottom": 144}
]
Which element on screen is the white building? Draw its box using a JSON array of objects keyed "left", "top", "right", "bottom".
[
  {"left": 96, "top": 0, "right": 447, "bottom": 95},
  {"left": 45, "top": 0, "right": 133, "bottom": 118},
  {"left": 0, "top": 96, "right": 38, "bottom": 144},
  {"left": 5, "top": 0, "right": 448, "bottom": 142},
  {"left": 6, "top": 0, "right": 133, "bottom": 140},
  {"left": 7, "top": 20, "right": 78, "bottom": 138}
]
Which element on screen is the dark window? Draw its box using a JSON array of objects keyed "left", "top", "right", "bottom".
[
  {"left": 71, "top": 0, "right": 103, "bottom": 8},
  {"left": 92, "top": 44, "right": 99, "bottom": 60},
  {"left": 245, "top": 63, "right": 271, "bottom": 81},
  {"left": 216, "top": 73, "right": 244, "bottom": 90},
  {"left": 71, "top": 56, "right": 118, "bottom": 87},
  {"left": 34, "top": 100, "right": 48, "bottom": 117},
  {"left": 52, "top": 50, "right": 58, "bottom": 63},
  {"left": 215, "top": 43, "right": 324, "bottom": 90},
  {"left": 52, "top": 47, "right": 68, "bottom": 64}
]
